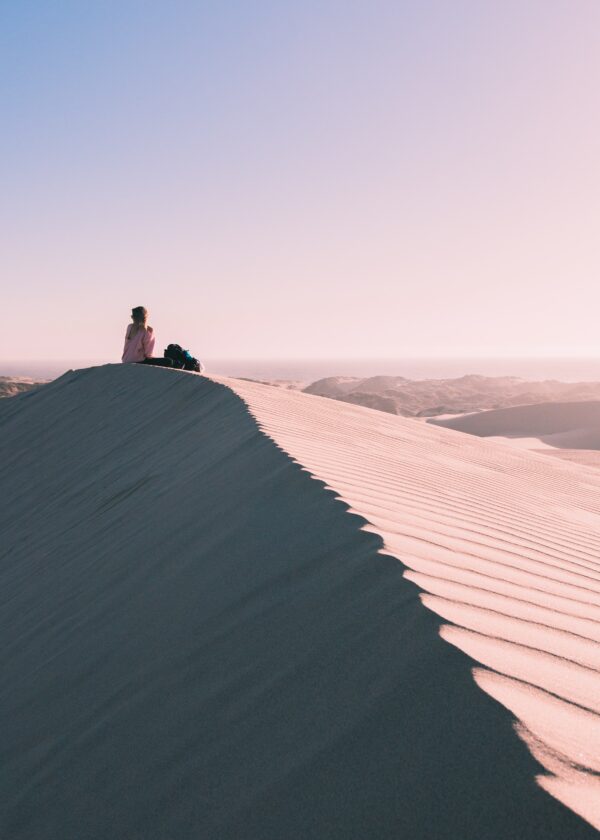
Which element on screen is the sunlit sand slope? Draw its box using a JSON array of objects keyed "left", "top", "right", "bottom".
[
  {"left": 218, "top": 375, "right": 600, "bottom": 833},
  {"left": 1, "top": 364, "right": 598, "bottom": 839}
]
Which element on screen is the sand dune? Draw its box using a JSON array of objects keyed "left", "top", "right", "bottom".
[
  {"left": 429, "top": 401, "right": 600, "bottom": 470},
  {"left": 217, "top": 376, "right": 600, "bottom": 832},
  {"left": 2, "top": 365, "right": 600, "bottom": 838},
  {"left": 429, "top": 400, "right": 600, "bottom": 444}
]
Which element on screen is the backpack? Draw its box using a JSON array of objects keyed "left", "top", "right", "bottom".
[{"left": 164, "top": 344, "right": 204, "bottom": 373}]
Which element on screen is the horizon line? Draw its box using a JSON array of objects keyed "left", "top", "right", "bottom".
[{"left": 4, "top": 354, "right": 600, "bottom": 363}]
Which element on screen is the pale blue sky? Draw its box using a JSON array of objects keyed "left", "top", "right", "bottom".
[{"left": 2, "top": 1, "right": 599, "bottom": 361}]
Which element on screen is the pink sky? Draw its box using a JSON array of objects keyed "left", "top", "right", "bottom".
[{"left": 2, "top": 1, "right": 599, "bottom": 362}]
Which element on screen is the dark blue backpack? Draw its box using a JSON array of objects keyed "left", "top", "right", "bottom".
[{"left": 164, "top": 344, "right": 204, "bottom": 373}]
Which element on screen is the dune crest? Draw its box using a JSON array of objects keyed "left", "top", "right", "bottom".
[
  {"left": 217, "top": 374, "right": 600, "bottom": 831},
  {"left": 2, "top": 364, "right": 600, "bottom": 838}
]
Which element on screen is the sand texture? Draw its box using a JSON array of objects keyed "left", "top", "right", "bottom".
[
  {"left": 430, "top": 400, "right": 600, "bottom": 470},
  {"left": 2, "top": 364, "right": 600, "bottom": 838}
]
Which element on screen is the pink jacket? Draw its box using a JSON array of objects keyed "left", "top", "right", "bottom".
[{"left": 122, "top": 325, "right": 156, "bottom": 363}]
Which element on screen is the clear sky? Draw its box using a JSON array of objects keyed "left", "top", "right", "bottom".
[{"left": 2, "top": 1, "right": 599, "bottom": 362}]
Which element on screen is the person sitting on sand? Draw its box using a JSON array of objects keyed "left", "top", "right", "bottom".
[{"left": 121, "top": 306, "right": 156, "bottom": 364}]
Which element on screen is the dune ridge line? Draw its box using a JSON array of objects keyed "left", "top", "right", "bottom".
[
  {"left": 213, "top": 373, "right": 600, "bottom": 831},
  {"left": 2, "top": 363, "right": 599, "bottom": 839}
]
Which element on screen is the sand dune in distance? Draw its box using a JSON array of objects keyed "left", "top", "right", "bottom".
[
  {"left": 2, "top": 365, "right": 600, "bottom": 838},
  {"left": 430, "top": 400, "right": 600, "bottom": 469}
]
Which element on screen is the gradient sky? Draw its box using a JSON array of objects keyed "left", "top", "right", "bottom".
[{"left": 2, "top": 1, "right": 599, "bottom": 361}]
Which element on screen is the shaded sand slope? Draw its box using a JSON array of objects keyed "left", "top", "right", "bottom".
[
  {"left": 0, "top": 366, "right": 597, "bottom": 839},
  {"left": 216, "top": 376, "right": 600, "bottom": 834}
]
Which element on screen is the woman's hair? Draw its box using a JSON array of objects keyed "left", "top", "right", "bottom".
[{"left": 131, "top": 306, "right": 148, "bottom": 326}]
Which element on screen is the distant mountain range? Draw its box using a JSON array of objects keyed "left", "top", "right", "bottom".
[
  {"left": 301, "top": 374, "right": 600, "bottom": 417},
  {"left": 7, "top": 370, "right": 600, "bottom": 420},
  {"left": 0, "top": 376, "right": 44, "bottom": 399}
]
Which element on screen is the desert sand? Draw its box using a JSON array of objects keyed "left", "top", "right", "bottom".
[
  {"left": 431, "top": 401, "right": 600, "bottom": 470},
  {"left": 2, "top": 364, "right": 600, "bottom": 838}
]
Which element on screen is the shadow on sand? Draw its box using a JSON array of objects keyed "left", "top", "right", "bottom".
[{"left": 0, "top": 365, "right": 595, "bottom": 839}]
